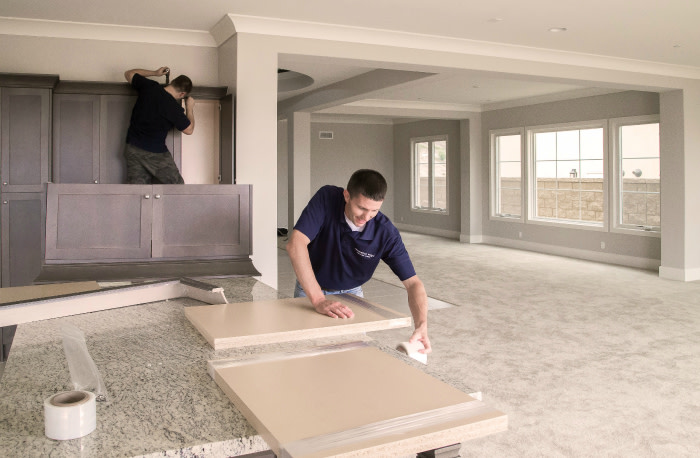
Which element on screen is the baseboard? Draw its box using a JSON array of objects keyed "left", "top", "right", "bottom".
[
  {"left": 394, "top": 223, "right": 460, "bottom": 240},
  {"left": 480, "top": 235, "right": 661, "bottom": 271},
  {"left": 659, "top": 266, "right": 700, "bottom": 282},
  {"left": 459, "top": 234, "right": 483, "bottom": 243}
]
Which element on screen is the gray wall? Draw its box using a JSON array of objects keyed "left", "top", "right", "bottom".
[
  {"left": 393, "top": 119, "right": 461, "bottom": 233},
  {"left": 278, "top": 121, "right": 395, "bottom": 228},
  {"left": 310, "top": 122, "right": 395, "bottom": 220},
  {"left": 481, "top": 90, "right": 661, "bottom": 261}
]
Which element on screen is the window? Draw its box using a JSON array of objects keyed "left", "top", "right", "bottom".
[
  {"left": 411, "top": 136, "right": 448, "bottom": 212},
  {"left": 490, "top": 129, "right": 523, "bottom": 220},
  {"left": 528, "top": 122, "right": 606, "bottom": 227},
  {"left": 611, "top": 116, "right": 660, "bottom": 233}
]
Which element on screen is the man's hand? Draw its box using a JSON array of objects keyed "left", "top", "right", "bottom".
[
  {"left": 185, "top": 96, "right": 196, "bottom": 112},
  {"left": 156, "top": 67, "right": 170, "bottom": 76},
  {"left": 312, "top": 297, "right": 354, "bottom": 319},
  {"left": 409, "top": 324, "right": 431, "bottom": 354}
]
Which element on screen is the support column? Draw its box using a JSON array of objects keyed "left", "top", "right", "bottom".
[
  {"left": 659, "top": 86, "right": 700, "bottom": 281},
  {"left": 233, "top": 34, "right": 279, "bottom": 289},
  {"left": 460, "top": 116, "right": 483, "bottom": 243},
  {"left": 287, "top": 112, "right": 312, "bottom": 231}
]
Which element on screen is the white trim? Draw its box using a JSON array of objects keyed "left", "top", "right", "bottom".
[
  {"left": 346, "top": 99, "right": 482, "bottom": 114},
  {"left": 225, "top": 14, "right": 700, "bottom": 80},
  {"left": 489, "top": 127, "right": 525, "bottom": 224},
  {"left": 609, "top": 115, "right": 661, "bottom": 235},
  {"left": 460, "top": 234, "right": 483, "bottom": 243},
  {"left": 526, "top": 119, "right": 609, "bottom": 231},
  {"left": 659, "top": 266, "right": 700, "bottom": 282},
  {"left": 310, "top": 114, "right": 394, "bottom": 125},
  {"left": 481, "top": 235, "right": 660, "bottom": 271},
  {"left": 483, "top": 88, "right": 623, "bottom": 112},
  {"left": 0, "top": 16, "right": 216, "bottom": 47},
  {"left": 410, "top": 135, "right": 450, "bottom": 214},
  {"left": 395, "top": 223, "right": 460, "bottom": 240}
]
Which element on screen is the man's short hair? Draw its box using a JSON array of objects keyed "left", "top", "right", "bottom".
[
  {"left": 171, "top": 75, "right": 193, "bottom": 95},
  {"left": 346, "top": 169, "right": 387, "bottom": 201}
]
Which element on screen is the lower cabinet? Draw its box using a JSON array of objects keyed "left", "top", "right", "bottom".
[
  {"left": 44, "top": 183, "right": 251, "bottom": 261},
  {"left": 1, "top": 192, "right": 45, "bottom": 287}
]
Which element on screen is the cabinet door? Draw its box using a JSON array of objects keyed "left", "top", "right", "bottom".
[
  {"left": 53, "top": 94, "right": 100, "bottom": 183},
  {"left": 0, "top": 88, "right": 50, "bottom": 192},
  {"left": 99, "top": 95, "right": 136, "bottom": 184},
  {"left": 151, "top": 184, "right": 251, "bottom": 258},
  {"left": 44, "top": 184, "right": 152, "bottom": 260},
  {"left": 1, "top": 192, "right": 46, "bottom": 286}
]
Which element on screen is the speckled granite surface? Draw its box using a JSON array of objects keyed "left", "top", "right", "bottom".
[{"left": 0, "top": 277, "right": 468, "bottom": 457}]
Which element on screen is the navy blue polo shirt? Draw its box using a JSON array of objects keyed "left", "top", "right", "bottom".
[
  {"left": 294, "top": 185, "right": 416, "bottom": 290},
  {"left": 126, "top": 73, "right": 191, "bottom": 153}
]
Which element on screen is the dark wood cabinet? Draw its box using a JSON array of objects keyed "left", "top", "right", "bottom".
[
  {"left": 45, "top": 183, "right": 251, "bottom": 261},
  {"left": 1, "top": 192, "right": 46, "bottom": 287},
  {"left": 1, "top": 88, "right": 51, "bottom": 192}
]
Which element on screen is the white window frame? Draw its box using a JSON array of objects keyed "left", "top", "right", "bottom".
[
  {"left": 490, "top": 128, "right": 525, "bottom": 222},
  {"left": 410, "top": 135, "right": 449, "bottom": 214},
  {"left": 526, "top": 119, "right": 609, "bottom": 232},
  {"left": 609, "top": 115, "right": 661, "bottom": 237}
]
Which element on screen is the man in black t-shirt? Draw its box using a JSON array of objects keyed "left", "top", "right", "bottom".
[{"left": 123, "top": 67, "right": 195, "bottom": 184}]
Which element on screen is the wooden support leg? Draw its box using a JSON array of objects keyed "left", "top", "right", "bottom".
[{"left": 417, "top": 442, "right": 462, "bottom": 458}]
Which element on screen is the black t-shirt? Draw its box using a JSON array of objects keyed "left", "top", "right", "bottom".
[{"left": 126, "top": 73, "right": 191, "bottom": 153}]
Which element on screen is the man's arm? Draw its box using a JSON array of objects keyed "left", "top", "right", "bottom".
[
  {"left": 124, "top": 67, "right": 169, "bottom": 84},
  {"left": 402, "top": 275, "right": 431, "bottom": 354},
  {"left": 181, "top": 97, "right": 195, "bottom": 135},
  {"left": 286, "top": 229, "right": 354, "bottom": 319}
]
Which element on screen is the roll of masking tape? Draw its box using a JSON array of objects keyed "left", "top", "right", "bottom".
[
  {"left": 396, "top": 341, "right": 427, "bottom": 364},
  {"left": 44, "top": 390, "right": 96, "bottom": 440}
]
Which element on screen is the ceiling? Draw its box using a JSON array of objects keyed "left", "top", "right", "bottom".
[{"left": 2, "top": 0, "right": 698, "bottom": 121}]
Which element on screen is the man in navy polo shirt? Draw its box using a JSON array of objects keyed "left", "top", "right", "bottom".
[
  {"left": 287, "top": 169, "right": 431, "bottom": 354},
  {"left": 123, "top": 66, "right": 195, "bottom": 184}
]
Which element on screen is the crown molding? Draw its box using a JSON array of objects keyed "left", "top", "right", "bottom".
[
  {"left": 0, "top": 16, "right": 216, "bottom": 47},
  {"left": 226, "top": 14, "right": 700, "bottom": 80}
]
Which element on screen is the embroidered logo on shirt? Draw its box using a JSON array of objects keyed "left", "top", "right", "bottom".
[{"left": 354, "top": 248, "right": 375, "bottom": 259}]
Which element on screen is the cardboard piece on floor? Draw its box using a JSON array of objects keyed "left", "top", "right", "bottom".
[
  {"left": 0, "top": 278, "right": 228, "bottom": 327},
  {"left": 209, "top": 342, "right": 508, "bottom": 457},
  {"left": 185, "top": 294, "right": 412, "bottom": 350},
  {"left": 0, "top": 281, "right": 101, "bottom": 305}
]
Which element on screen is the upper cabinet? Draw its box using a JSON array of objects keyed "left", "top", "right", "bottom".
[
  {"left": 52, "top": 82, "right": 226, "bottom": 185},
  {"left": 0, "top": 88, "right": 52, "bottom": 192}
]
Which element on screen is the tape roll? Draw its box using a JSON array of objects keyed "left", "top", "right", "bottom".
[
  {"left": 396, "top": 341, "right": 427, "bottom": 364},
  {"left": 44, "top": 390, "right": 96, "bottom": 440}
]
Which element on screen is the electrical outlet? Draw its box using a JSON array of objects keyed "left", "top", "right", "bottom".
[
  {"left": 518, "top": 232, "right": 522, "bottom": 238},
  {"left": 601, "top": 241, "right": 606, "bottom": 249}
]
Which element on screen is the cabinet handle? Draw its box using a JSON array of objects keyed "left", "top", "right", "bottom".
[
  {"left": 144, "top": 195, "right": 151, "bottom": 199},
  {"left": 94, "top": 180, "right": 98, "bottom": 184},
  {"left": 2, "top": 182, "right": 7, "bottom": 186},
  {"left": 155, "top": 194, "right": 161, "bottom": 199},
  {"left": 2, "top": 201, "right": 7, "bottom": 205}
]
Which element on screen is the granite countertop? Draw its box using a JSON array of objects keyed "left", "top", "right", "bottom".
[{"left": 0, "top": 277, "right": 474, "bottom": 457}]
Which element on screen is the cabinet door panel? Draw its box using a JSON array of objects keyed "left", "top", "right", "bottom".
[
  {"left": 151, "top": 184, "right": 251, "bottom": 258},
  {"left": 45, "top": 184, "right": 152, "bottom": 260},
  {"left": 53, "top": 94, "right": 100, "bottom": 183},
  {"left": 1, "top": 88, "right": 50, "bottom": 191},
  {"left": 99, "top": 95, "right": 136, "bottom": 184},
  {"left": 1, "top": 192, "right": 45, "bottom": 286}
]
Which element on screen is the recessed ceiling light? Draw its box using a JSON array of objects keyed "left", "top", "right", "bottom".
[
  {"left": 549, "top": 27, "right": 568, "bottom": 33},
  {"left": 472, "top": 85, "right": 480, "bottom": 89},
  {"left": 673, "top": 44, "right": 681, "bottom": 48},
  {"left": 488, "top": 17, "right": 503, "bottom": 23}
]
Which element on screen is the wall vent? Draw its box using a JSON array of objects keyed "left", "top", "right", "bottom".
[{"left": 319, "top": 131, "right": 334, "bottom": 140}]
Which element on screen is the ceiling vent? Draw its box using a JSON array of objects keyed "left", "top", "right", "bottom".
[{"left": 319, "top": 131, "right": 334, "bottom": 140}]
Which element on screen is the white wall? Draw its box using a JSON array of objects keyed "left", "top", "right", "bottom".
[
  {"left": 0, "top": 34, "right": 218, "bottom": 85},
  {"left": 278, "top": 119, "right": 289, "bottom": 229}
]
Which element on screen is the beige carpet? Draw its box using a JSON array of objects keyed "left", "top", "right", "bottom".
[{"left": 370, "top": 232, "right": 700, "bottom": 457}]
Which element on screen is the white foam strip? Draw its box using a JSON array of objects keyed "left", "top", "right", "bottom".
[{"left": 279, "top": 400, "right": 493, "bottom": 457}]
